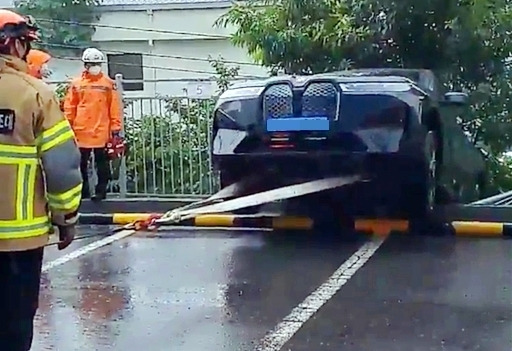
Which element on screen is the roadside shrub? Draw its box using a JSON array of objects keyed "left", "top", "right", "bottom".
[{"left": 123, "top": 98, "right": 218, "bottom": 195}]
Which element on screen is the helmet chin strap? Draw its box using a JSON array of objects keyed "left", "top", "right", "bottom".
[{"left": 14, "top": 39, "right": 30, "bottom": 61}]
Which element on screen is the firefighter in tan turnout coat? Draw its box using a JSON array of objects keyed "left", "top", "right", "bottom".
[{"left": 0, "top": 9, "right": 83, "bottom": 350}]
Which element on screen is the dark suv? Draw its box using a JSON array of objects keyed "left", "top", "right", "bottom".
[{"left": 211, "top": 68, "right": 486, "bottom": 216}]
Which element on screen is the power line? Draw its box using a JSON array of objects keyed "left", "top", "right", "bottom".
[
  {"left": 35, "top": 17, "right": 230, "bottom": 39},
  {"left": 41, "top": 42, "right": 262, "bottom": 67},
  {"left": 52, "top": 54, "right": 266, "bottom": 78}
]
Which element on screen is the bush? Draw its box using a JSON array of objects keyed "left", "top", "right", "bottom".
[{"left": 123, "top": 98, "right": 218, "bottom": 195}]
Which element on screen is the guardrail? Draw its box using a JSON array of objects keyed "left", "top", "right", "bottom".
[
  {"left": 118, "top": 75, "right": 221, "bottom": 197},
  {"left": 122, "top": 95, "right": 218, "bottom": 196},
  {"left": 52, "top": 74, "right": 221, "bottom": 197}
]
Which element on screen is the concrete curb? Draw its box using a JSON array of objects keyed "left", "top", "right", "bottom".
[{"left": 77, "top": 214, "right": 512, "bottom": 237}]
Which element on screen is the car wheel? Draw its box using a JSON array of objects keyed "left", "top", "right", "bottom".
[{"left": 406, "top": 131, "right": 438, "bottom": 219}]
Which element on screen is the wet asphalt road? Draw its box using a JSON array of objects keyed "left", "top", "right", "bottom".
[{"left": 33, "top": 226, "right": 512, "bottom": 351}]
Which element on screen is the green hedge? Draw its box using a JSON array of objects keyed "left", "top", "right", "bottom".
[{"left": 123, "top": 98, "right": 218, "bottom": 195}]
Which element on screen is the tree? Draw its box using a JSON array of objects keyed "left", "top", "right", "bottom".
[
  {"left": 15, "top": 0, "right": 99, "bottom": 53},
  {"left": 217, "top": 1, "right": 511, "bottom": 77},
  {"left": 215, "top": 0, "right": 369, "bottom": 74},
  {"left": 217, "top": 0, "right": 512, "bottom": 192},
  {"left": 209, "top": 55, "right": 240, "bottom": 93}
]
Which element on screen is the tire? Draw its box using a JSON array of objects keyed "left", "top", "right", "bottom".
[{"left": 405, "top": 131, "right": 438, "bottom": 219}]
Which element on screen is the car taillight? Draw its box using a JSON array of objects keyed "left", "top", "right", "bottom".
[{"left": 269, "top": 133, "right": 295, "bottom": 149}]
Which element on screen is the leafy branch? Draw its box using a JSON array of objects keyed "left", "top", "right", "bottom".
[{"left": 15, "top": 0, "right": 100, "bottom": 53}]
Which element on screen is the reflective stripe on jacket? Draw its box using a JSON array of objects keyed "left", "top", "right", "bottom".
[
  {"left": 0, "top": 55, "right": 83, "bottom": 252},
  {"left": 63, "top": 72, "right": 122, "bottom": 148}
]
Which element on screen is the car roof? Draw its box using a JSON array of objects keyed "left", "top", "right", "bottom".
[{"left": 336, "top": 68, "right": 442, "bottom": 98}]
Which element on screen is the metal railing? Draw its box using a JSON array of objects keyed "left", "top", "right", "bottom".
[
  {"left": 116, "top": 74, "right": 220, "bottom": 197},
  {"left": 51, "top": 75, "right": 221, "bottom": 197}
]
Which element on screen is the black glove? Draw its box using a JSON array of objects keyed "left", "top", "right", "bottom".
[
  {"left": 57, "top": 225, "right": 76, "bottom": 250},
  {"left": 51, "top": 211, "right": 78, "bottom": 250}
]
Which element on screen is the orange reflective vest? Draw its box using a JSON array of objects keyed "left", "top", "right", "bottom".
[{"left": 63, "top": 72, "right": 122, "bottom": 148}]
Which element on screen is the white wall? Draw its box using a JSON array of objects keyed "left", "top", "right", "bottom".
[
  {"left": 47, "top": 5, "right": 268, "bottom": 98},
  {"left": 92, "top": 7, "right": 235, "bottom": 41},
  {"left": 48, "top": 58, "right": 82, "bottom": 83}
]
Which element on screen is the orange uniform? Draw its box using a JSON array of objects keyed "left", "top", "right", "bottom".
[
  {"left": 63, "top": 72, "right": 122, "bottom": 148},
  {"left": 26, "top": 49, "right": 51, "bottom": 79}
]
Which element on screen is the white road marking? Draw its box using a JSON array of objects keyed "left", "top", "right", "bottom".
[
  {"left": 254, "top": 236, "right": 387, "bottom": 351},
  {"left": 42, "top": 229, "right": 136, "bottom": 272}
]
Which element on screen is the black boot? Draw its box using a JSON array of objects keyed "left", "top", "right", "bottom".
[
  {"left": 81, "top": 185, "right": 91, "bottom": 200},
  {"left": 91, "top": 184, "right": 107, "bottom": 202}
]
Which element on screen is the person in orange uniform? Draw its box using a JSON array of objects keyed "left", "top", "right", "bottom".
[
  {"left": 0, "top": 10, "right": 82, "bottom": 350},
  {"left": 26, "top": 48, "right": 52, "bottom": 79},
  {"left": 64, "top": 47, "right": 122, "bottom": 201}
]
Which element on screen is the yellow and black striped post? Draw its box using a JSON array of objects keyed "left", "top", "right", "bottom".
[
  {"left": 77, "top": 213, "right": 512, "bottom": 237},
  {"left": 450, "top": 221, "right": 512, "bottom": 237},
  {"left": 354, "top": 219, "right": 512, "bottom": 237}
]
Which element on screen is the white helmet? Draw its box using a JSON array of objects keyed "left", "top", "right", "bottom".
[{"left": 81, "top": 48, "right": 106, "bottom": 63}]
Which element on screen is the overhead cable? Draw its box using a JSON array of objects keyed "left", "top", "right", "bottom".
[
  {"left": 42, "top": 42, "right": 262, "bottom": 67},
  {"left": 35, "top": 17, "right": 230, "bottom": 39}
]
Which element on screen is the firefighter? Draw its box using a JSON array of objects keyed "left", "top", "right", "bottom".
[
  {"left": 63, "top": 47, "right": 123, "bottom": 201},
  {"left": 26, "top": 48, "right": 52, "bottom": 79},
  {"left": 0, "top": 9, "right": 82, "bottom": 350}
]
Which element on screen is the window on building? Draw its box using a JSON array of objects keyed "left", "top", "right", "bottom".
[{"left": 107, "top": 53, "right": 143, "bottom": 91}]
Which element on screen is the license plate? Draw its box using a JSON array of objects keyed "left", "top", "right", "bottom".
[{"left": 266, "top": 117, "right": 329, "bottom": 132}]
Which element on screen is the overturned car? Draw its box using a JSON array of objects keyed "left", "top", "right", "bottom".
[{"left": 211, "top": 69, "right": 486, "bottom": 217}]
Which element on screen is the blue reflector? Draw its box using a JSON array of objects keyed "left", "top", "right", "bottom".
[{"left": 266, "top": 117, "right": 329, "bottom": 132}]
